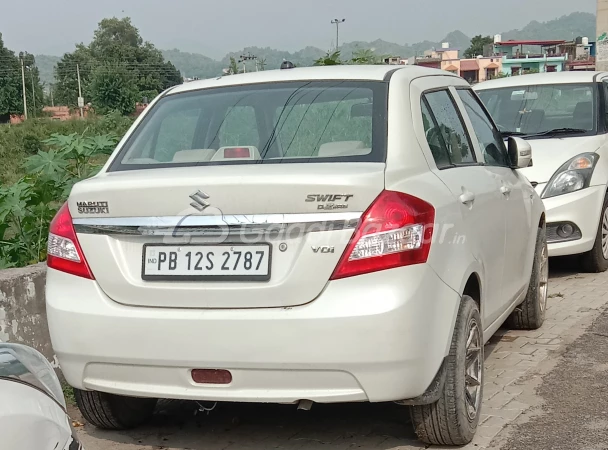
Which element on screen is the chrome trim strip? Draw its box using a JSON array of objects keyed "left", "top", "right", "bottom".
[{"left": 73, "top": 212, "right": 363, "bottom": 236}]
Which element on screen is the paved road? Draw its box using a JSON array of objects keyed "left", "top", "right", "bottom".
[
  {"left": 498, "top": 308, "right": 608, "bottom": 450},
  {"left": 72, "top": 258, "right": 608, "bottom": 450}
]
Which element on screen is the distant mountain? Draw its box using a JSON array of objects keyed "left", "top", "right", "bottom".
[
  {"left": 161, "top": 49, "right": 224, "bottom": 79},
  {"left": 36, "top": 12, "right": 597, "bottom": 83},
  {"left": 500, "top": 12, "right": 596, "bottom": 42}
]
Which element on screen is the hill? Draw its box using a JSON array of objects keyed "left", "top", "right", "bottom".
[
  {"left": 36, "top": 12, "right": 597, "bottom": 82},
  {"left": 501, "top": 12, "right": 596, "bottom": 41}
]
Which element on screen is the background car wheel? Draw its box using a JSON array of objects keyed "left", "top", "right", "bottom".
[
  {"left": 75, "top": 389, "right": 157, "bottom": 430},
  {"left": 508, "top": 225, "right": 548, "bottom": 330},
  {"left": 580, "top": 196, "right": 608, "bottom": 273},
  {"left": 410, "top": 295, "right": 483, "bottom": 446}
]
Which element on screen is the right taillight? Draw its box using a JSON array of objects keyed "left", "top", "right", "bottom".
[
  {"left": 330, "top": 190, "right": 435, "bottom": 280},
  {"left": 47, "top": 202, "right": 94, "bottom": 280}
]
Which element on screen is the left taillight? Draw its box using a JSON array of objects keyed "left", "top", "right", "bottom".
[{"left": 47, "top": 202, "right": 94, "bottom": 279}]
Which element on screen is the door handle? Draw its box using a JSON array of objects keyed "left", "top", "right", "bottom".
[
  {"left": 459, "top": 190, "right": 476, "bottom": 205},
  {"left": 501, "top": 185, "right": 512, "bottom": 196}
]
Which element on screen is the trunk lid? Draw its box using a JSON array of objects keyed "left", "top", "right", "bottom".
[{"left": 70, "top": 163, "right": 385, "bottom": 308}]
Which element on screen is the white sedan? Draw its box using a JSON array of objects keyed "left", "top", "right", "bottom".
[
  {"left": 476, "top": 72, "right": 608, "bottom": 272},
  {"left": 0, "top": 343, "right": 83, "bottom": 450},
  {"left": 46, "top": 65, "right": 545, "bottom": 446}
]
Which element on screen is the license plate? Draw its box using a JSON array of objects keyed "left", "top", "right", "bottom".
[{"left": 142, "top": 244, "right": 271, "bottom": 281}]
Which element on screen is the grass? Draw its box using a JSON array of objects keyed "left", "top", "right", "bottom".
[
  {"left": 62, "top": 383, "right": 76, "bottom": 406},
  {"left": 0, "top": 112, "right": 133, "bottom": 184}
]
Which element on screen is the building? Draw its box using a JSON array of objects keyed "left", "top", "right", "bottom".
[
  {"left": 561, "top": 37, "right": 596, "bottom": 71},
  {"left": 490, "top": 38, "right": 568, "bottom": 75},
  {"left": 412, "top": 43, "right": 502, "bottom": 84}
]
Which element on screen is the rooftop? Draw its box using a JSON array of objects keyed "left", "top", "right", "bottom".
[
  {"left": 495, "top": 40, "right": 566, "bottom": 47},
  {"left": 169, "top": 65, "right": 455, "bottom": 95}
]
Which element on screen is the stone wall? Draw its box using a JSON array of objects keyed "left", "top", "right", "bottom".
[{"left": 0, "top": 264, "right": 56, "bottom": 366}]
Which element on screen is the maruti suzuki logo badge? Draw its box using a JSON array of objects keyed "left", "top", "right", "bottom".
[{"left": 189, "top": 190, "right": 210, "bottom": 212}]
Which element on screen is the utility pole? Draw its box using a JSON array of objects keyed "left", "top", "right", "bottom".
[
  {"left": 76, "top": 63, "right": 84, "bottom": 118},
  {"left": 598, "top": 0, "right": 608, "bottom": 71},
  {"left": 50, "top": 86, "right": 54, "bottom": 107},
  {"left": 331, "top": 19, "right": 346, "bottom": 50},
  {"left": 19, "top": 53, "right": 28, "bottom": 120},
  {"left": 239, "top": 53, "right": 258, "bottom": 73},
  {"left": 29, "top": 68, "right": 36, "bottom": 117}
]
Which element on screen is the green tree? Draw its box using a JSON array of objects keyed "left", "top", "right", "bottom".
[
  {"left": 54, "top": 45, "right": 95, "bottom": 107},
  {"left": 350, "top": 48, "right": 387, "bottom": 65},
  {"left": 0, "top": 33, "right": 22, "bottom": 121},
  {"left": 20, "top": 52, "right": 44, "bottom": 118},
  {"left": 314, "top": 50, "right": 343, "bottom": 66},
  {"left": 53, "top": 17, "right": 182, "bottom": 113},
  {"left": 90, "top": 64, "right": 139, "bottom": 115},
  {"left": 464, "top": 35, "right": 493, "bottom": 58},
  {"left": 0, "top": 34, "right": 43, "bottom": 121}
]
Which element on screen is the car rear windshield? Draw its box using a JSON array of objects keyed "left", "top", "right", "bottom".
[
  {"left": 476, "top": 83, "right": 597, "bottom": 136},
  {"left": 109, "top": 81, "right": 388, "bottom": 171}
]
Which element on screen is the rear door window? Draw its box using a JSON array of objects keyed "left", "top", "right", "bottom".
[
  {"left": 457, "top": 89, "right": 510, "bottom": 167},
  {"left": 422, "top": 90, "right": 476, "bottom": 165}
]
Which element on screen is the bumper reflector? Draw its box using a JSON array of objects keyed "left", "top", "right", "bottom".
[{"left": 192, "top": 369, "right": 233, "bottom": 384}]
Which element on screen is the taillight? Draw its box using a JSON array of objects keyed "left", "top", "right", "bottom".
[
  {"left": 47, "top": 203, "right": 94, "bottom": 279},
  {"left": 330, "top": 190, "right": 434, "bottom": 280}
]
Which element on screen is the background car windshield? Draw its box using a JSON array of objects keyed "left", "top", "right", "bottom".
[
  {"left": 112, "top": 81, "right": 386, "bottom": 170},
  {"left": 477, "top": 83, "right": 595, "bottom": 135}
]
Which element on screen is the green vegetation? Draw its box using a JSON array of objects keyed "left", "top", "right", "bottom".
[
  {"left": 62, "top": 383, "right": 76, "bottom": 406},
  {"left": 0, "top": 112, "right": 133, "bottom": 183},
  {"left": 464, "top": 35, "right": 494, "bottom": 58},
  {"left": 54, "top": 17, "right": 182, "bottom": 112},
  {"left": 0, "top": 33, "right": 44, "bottom": 120},
  {"left": 0, "top": 130, "right": 117, "bottom": 268}
]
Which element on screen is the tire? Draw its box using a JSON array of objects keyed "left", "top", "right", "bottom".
[
  {"left": 580, "top": 196, "right": 608, "bottom": 273},
  {"left": 75, "top": 389, "right": 157, "bottom": 430},
  {"left": 411, "top": 296, "right": 483, "bottom": 446},
  {"left": 507, "top": 226, "right": 548, "bottom": 330}
]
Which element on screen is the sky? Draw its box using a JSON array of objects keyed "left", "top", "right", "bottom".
[{"left": 0, "top": 0, "right": 598, "bottom": 58}]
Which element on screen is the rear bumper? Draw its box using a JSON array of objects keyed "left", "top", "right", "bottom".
[
  {"left": 538, "top": 184, "right": 605, "bottom": 257},
  {"left": 46, "top": 265, "right": 460, "bottom": 404}
]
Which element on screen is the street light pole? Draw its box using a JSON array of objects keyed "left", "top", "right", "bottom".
[{"left": 331, "top": 19, "right": 346, "bottom": 50}]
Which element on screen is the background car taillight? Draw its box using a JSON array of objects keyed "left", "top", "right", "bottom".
[
  {"left": 330, "top": 190, "right": 435, "bottom": 280},
  {"left": 47, "top": 203, "right": 94, "bottom": 279}
]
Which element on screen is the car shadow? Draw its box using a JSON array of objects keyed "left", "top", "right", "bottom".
[
  {"left": 74, "top": 258, "right": 582, "bottom": 450},
  {"left": 75, "top": 400, "right": 426, "bottom": 449},
  {"left": 483, "top": 255, "right": 580, "bottom": 362}
]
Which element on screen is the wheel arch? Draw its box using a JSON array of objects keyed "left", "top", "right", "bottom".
[{"left": 538, "top": 212, "right": 546, "bottom": 229}]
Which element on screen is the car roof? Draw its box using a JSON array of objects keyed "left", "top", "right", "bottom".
[
  {"left": 474, "top": 71, "right": 608, "bottom": 90},
  {"left": 168, "top": 65, "right": 460, "bottom": 95}
]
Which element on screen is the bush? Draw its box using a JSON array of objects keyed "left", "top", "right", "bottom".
[
  {"left": 0, "top": 132, "right": 117, "bottom": 268},
  {"left": 0, "top": 115, "right": 133, "bottom": 184}
]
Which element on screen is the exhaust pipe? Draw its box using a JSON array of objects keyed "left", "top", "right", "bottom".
[{"left": 297, "top": 399, "right": 313, "bottom": 411}]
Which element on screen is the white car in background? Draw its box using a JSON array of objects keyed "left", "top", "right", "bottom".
[
  {"left": 475, "top": 72, "right": 608, "bottom": 272},
  {"left": 46, "top": 65, "right": 545, "bottom": 446},
  {"left": 0, "top": 343, "right": 83, "bottom": 450}
]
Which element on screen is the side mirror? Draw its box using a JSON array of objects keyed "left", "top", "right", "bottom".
[{"left": 508, "top": 137, "right": 532, "bottom": 169}]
